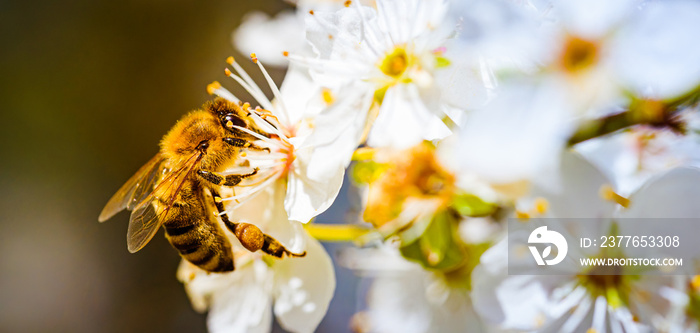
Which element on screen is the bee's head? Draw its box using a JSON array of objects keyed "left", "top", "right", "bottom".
[
  {"left": 160, "top": 109, "right": 229, "bottom": 162},
  {"left": 204, "top": 98, "right": 253, "bottom": 135}
]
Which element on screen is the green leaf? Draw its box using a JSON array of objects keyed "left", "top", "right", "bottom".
[
  {"left": 452, "top": 193, "right": 497, "bottom": 217},
  {"left": 399, "top": 211, "right": 466, "bottom": 271}
]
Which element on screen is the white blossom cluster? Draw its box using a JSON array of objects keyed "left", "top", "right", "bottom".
[{"left": 178, "top": 0, "right": 700, "bottom": 332}]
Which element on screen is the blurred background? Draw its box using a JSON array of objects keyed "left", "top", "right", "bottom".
[{"left": 0, "top": 0, "right": 360, "bottom": 331}]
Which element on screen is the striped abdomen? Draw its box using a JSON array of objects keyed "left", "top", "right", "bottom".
[{"left": 161, "top": 182, "right": 234, "bottom": 272}]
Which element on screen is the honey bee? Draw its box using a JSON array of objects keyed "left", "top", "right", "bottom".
[{"left": 98, "top": 98, "right": 304, "bottom": 273}]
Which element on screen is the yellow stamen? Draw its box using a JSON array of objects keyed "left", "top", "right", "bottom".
[
  {"left": 559, "top": 35, "right": 599, "bottom": 73},
  {"left": 691, "top": 275, "right": 700, "bottom": 292},
  {"left": 534, "top": 197, "right": 549, "bottom": 215},
  {"left": 250, "top": 53, "right": 258, "bottom": 64},
  {"left": 379, "top": 47, "right": 409, "bottom": 78},
  {"left": 226, "top": 120, "right": 234, "bottom": 128},
  {"left": 599, "top": 184, "right": 630, "bottom": 208},
  {"left": 344, "top": 0, "right": 352, "bottom": 7},
  {"left": 587, "top": 329, "right": 598, "bottom": 333},
  {"left": 224, "top": 68, "right": 232, "bottom": 76},
  {"left": 309, "top": 10, "right": 314, "bottom": 15},
  {"left": 226, "top": 56, "right": 235, "bottom": 65},
  {"left": 206, "top": 81, "right": 221, "bottom": 95},
  {"left": 282, "top": 51, "right": 289, "bottom": 57},
  {"left": 516, "top": 211, "right": 531, "bottom": 220},
  {"left": 242, "top": 102, "right": 250, "bottom": 110},
  {"left": 304, "top": 224, "right": 369, "bottom": 242},
  {"left": 240, "top": 152, "right": 247, "bottom": 157},
  {"left": 322, "top": 88, "right": 334, "bottom": 105},
  {"left": 214, "top": 196, "right": 223, "bottom": 203},
  {"left": 352, "top": 147, "right": 377, "bottom": 161}
]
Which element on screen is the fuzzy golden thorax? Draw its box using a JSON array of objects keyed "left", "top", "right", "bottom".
[{"left": 160, "top": 108, "right": 237, "bottom": 173}]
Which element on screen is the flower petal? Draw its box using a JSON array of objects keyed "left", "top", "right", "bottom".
[
  {"left": 177, "top": 260, "right": 274, "bottom": 333},
  {"left": 532, "top": 151, "right": 616, "bottom": 219},
  {"left": 234, "top": 11, "right": 304, "bottom": 67},
  {"left": 368, "top": 84, "right": 451, "bottom": 149},
  {"left": 284, "top": 155, "right": 345, "bottom": 224},
  {"left": 273, "top": 232, "right": 336, "bottom": 333},
  {"left": 611, "top": 0, "right": 700, "bottom": 99},
  {"left": 622, "top": 167, "right": 700, "bottom": 218},
  {"left": 454, "top": 79, "right": 574, "bottom": 184}
]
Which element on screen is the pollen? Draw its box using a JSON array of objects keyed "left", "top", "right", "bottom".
[
  {"left": 214, "top": 196, "right": 223, "bottom": 203},
  {"left": 282, "top": 51, "right": 289, "bottom": 57},
  {"left": 559, "top": 35, "right": 599, "bottom": 74},
  {"left": 309, "top": 10, "right": 314, "bottom": 15},
  {"left": 599, "top": 184, "right": 630, "bottom": 208},
  {"left": 226, "top": 120, "right": 234, "bottom": 128},
  {"left": 206, "top": 81, "right": 222, "bottom": 95},
  {"left": 226, "top": 56, "right": 235, "bottom": 65},
  {"left": 240, "top": 151, "right": 247, "bottom": 157},
  {"left": 322, "top": 88, "right": 334, "bottom": 105},
  {"left": 224, "top": 68, "right": 232, "bottom": 76},
  {"left": 344, "top": 0, "right": 352, "bottom": 7},
  {"left": 250, "top": 53, "right": 258, "bottom": 64},
  {"left": 379, "top": 47, "right": 409, "bottom": 78}
]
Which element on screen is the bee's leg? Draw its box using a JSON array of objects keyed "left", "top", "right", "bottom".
[
  {"left": 197, "top": 168, "right": 258, "bottom": 187},
  {"left": 223, "top": 137, "right": 270, "bottom": 152},
  {"left": 210, "top": 189, "right": 306, "bottom": 258}
]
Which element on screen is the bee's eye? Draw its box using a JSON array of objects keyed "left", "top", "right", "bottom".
[
  {"left": 223, "top": 114, "right": 246, "bottom": 130},
  {"left": 197, "top": 140, "right": 209, "bottom": 151}
]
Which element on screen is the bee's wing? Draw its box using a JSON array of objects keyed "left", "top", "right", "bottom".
[
  {"left": 126, "top": 153, "right": 201, "bottom": 253},
  {"left": 99, "top": 154, "right": 166, "bottom": 222}
]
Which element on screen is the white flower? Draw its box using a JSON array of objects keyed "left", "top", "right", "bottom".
[
  {"left": 177, "top": 185, "right": 336, "bottom": 333},
  {"left": 499, "top": 0, "right": 700, "bottom": 114},
  {"left": 576, "top": 113, "right": 700, "bottom": 196},
  {"left": 233, "top": 1, "right": 378, "bottom": 68},
  {"left": 207, "top": 56, "right": 356, "bottom": 224},
  {"left": 340, "top": 245, "right": 488, "bottom": 333},
  {"left": 471, "top": 152, "right": 700, "bottom": 332},
  {"left": 440, "top": 78, "right": 575, "bottom": 188},
  {"left": 289, "top": 0, "right": 492, "bottom": 148}
]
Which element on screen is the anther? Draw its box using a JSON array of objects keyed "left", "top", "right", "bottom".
[
  {"left": 226, "top": 120, "right": 234, "bottom": 128},
  {"left": 309, "top": 10, "right": 314, "bottom": 15},
  {"left": 206, "top": 81, "right": 222, "bottom": 95},
  {"left": 242, "top": 102, "right": 250, "bottom": 110},
  {"left": 599, "top": 184, "right": 630, "bottom": 208},
  {"left": 322, "top": 88, "right": 334, "bottom": 105},
  {"left": 692, "top": 275, "right": 700, "bottom": 292},
  {"left": 226, "top": 56, "right": 235, "bottom": 65},
  {"left": 516, "top": 211, "right": 531, "bottom": 220},
  {"left": 344, "top": 0, "right": 351, "bottom": 7},
  {"left": 214, "top": 196, "right": 223, "bottom": 203},
  {"left": 225, "top": 68, "right": 232, "bottom": 76},
  {"left": 250, "top": 53, "right": 258, "bottom": 64},
  {"left": 282, "top": 51, "right": 289, "bottom": 57},
  {"left": 534, "top": 197, "right": 549, "bottom": 215}
]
